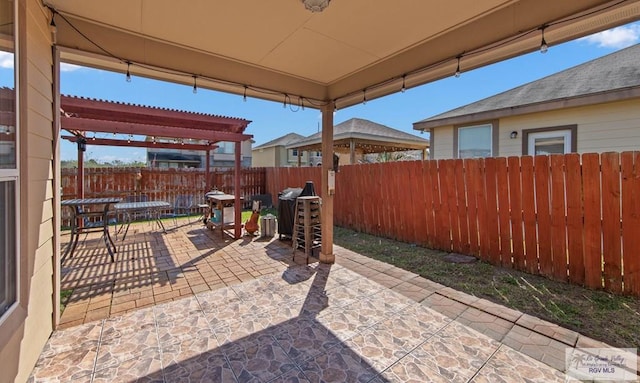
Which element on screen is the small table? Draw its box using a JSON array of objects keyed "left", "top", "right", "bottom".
[
  {"left": 205, "top": 193, "right": 243, "bottom": 238},
  {"left": 61, "top": 198, "right": 121, "bottom": 262},
  {"left": 114, "top": 200, "right": 171, "bottom": 240}
]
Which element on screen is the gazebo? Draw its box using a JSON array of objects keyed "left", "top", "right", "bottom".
[{"left": 288, "top": 118, "right": 429, "bottom": 165}]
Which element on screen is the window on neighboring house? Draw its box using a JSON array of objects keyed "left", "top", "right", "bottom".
[
  {"left": 523, "top": 125, "right": 576, "bottom": 155},
  {"left": 292, "top": 149, "right": 298, "bottom": 157},
  {"left": 456, "top": 123, "right": 495, "bottom": 158},
  {"left": 214, "top": 142, "right": 234, "bottom": 154}
]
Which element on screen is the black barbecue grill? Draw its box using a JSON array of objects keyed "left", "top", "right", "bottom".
[{"left": 277, "top": 181, "right": 316, "bottom": 240}]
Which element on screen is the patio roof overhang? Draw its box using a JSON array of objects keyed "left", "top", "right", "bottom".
[{"left": 47, "top": 0, "right": 640, "bottom": 109}]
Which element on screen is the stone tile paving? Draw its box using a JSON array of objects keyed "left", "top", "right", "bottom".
[
  {"left": 46, "top": 218, "right": 632, "bottom": 382},
  {"left": 34, "top": 260, "right": 587, "bottom": 382}
]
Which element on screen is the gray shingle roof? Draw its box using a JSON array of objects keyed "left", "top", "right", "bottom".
[
  {"left": 253, "top": 133, "right": 306, "bottom": 149},
  {"left": 414, "top": 43, "right": 640, "bottom": 126},
  {"left": 290, "top": 118, "right": 428, "bottom": 148}
]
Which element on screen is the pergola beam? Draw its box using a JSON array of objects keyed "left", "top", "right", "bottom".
[
  {"left": 62, "top": 135, "right": 219, "bottom": 151},
  {"left": 61, "top": 95, "right": 250, "bottom": 132},
  {"left": 61, "top": 116, "right": 252, "bottom": 142}
]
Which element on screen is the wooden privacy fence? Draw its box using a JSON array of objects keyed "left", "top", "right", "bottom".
[
  {"left": 264, "top": 167, "right": 322, "bottom": 205},
  {"left": 265, "top": 152, "right": 640, "bottom": 296},
  {"left": 61, "top": 167, "right": 266, "bottom": 224}
]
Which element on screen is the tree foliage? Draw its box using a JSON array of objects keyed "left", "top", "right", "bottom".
[{"left": 61, "top": 159, "right": 146, "bottom": 168}]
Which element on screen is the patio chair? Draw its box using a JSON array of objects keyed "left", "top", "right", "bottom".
[
  {"left": 193, "top": 196, "right": 211, "bottom": 225},
  {"left": 165, "top": 194, "right": 194, "bottom": 226},
  {"left": 70, "top": 206, "right": 118, "bottom": 259}
]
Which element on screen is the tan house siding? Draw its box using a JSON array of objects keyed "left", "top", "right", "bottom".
[
  {"left": 432, "top": 125, "right": 454, "bottom": 160},
  {"left": 434, "top": 98, "right": 640, "bottom": 159},
  {"left": 252, "top": 146, "right": 312, "bottom": 167},
  {"left": 0, "top": 0, "right": 56, "bottom": 382},
  {"left": 499, "top": 99, "right": 640, "bottom": 156},
  {"left": 252, "top": 147, "right": 277, "bottom": 167}
]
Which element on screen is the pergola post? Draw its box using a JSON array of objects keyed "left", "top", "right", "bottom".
[
  {"left": 233, "top": 141, "right": 242, "bottom": 239},
  {"left": 77, "top": 144, "right": 84, "bottom": 199},
  {"left": 320, "top": 101, "right": 335, "bottom": 264},
  {"left": 76, "top": 142, "right": 85, "bottom": 229},
  {"left": 205, "top": 149, "right": 211, "bottom": 191}
]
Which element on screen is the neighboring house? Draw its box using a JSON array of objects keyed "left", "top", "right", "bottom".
[
  {"left": 288, "top": 118, "right": 429, "bottom": 165},
  {"left": 252, "top": 133, "right": 317, "bottom": 167},
  {"left": 413, "top": 44, "right": 640, "bottom": 160},
  {"left": 148, "top": 139, "right": 253, "bottom": 168}
]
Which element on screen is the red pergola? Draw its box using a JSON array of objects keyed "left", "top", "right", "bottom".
[{"left": 60, "top": 95, "right": 253, "bottom": 238}]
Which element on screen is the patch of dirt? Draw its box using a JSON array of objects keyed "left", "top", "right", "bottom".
[{"left": 334, "top": 226, "right": 640, "bottom": 348}]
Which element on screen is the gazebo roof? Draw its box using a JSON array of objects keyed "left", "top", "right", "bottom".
[{"left": 287, "top": 118, "right": 429, "bottom": 154}]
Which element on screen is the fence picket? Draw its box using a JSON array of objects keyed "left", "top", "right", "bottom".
[
  {"left": 534, "top": 156, "right": 553, "bottom": 276},
  {"left": 423, "top": 160, "right": 437, "bottom": 248},
  {"left": 622, "top": 152, "right": 640, "bottom": 294},
  {"left": 476, "top": 159, "right": 489, "bottom": 258},
  {"left": 407, "top": 161, "right": 422, "bottom": 244},
  {"left": 483, "top": 158, "right": 500, "bottom": 264},
  {"left": 364, "top": 165, "right": 375, "bottom": 234},
  {"left": 601, "top": 152, "right": 623, "bottom": 292},
  {"left": 465, "top": 159, "right": 480, "bottom": 255},
  {"left": 521, "top": 156, "right": 538, "bottom": 274},
  {"left": 496, "top": 158, "right": 512, "bottom": 267},
  {"left": 565, "top": 154, "right": 585, "bottom": 285},
  {"left": 381, "top": 163, "right": 393, "bottom": 239},
  {"left": 453, "top": 160, "right": 468, "bottom": 253},
  {"left": 439, "top": 160, "right": 454, "bottom": 251},
  {"left": 582, "top": 153, "right": 603, "bottom": 289},
  {"left": 450, "top": 159, "right": 464, "bottom": 253},
  {"left": 550, "top": 155, "right": 568, "bottom": 281},
  {"left": 394, "top": 162, "right": 408, "bottom": 242},
  {"left": 508, "top": 157, "right": 525, "bottom": 269}
]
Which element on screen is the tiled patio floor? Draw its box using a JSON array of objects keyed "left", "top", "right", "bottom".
[{"left": 35, "top": 218, "right": 618, "bottom": 382}]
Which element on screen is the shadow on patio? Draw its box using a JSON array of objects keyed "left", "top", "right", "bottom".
[{"left": 59, "top": 217, "right": 292, "bottom": 327}]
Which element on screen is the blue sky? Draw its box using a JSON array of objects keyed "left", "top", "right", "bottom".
[{"left": 1, "top": 22, "right": 639, "bottom": 163}]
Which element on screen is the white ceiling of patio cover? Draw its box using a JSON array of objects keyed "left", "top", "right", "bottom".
[{"left": 49, "top": 0, "right": 640, "bottom": 108}]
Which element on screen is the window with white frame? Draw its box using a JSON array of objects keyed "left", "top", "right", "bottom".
[
  {"left": 527, "top": 129, "right": 572, "bottom": 155},
  {"left": 457, "top": 124, "right": 493, "bottom": 158},
  {"left": 0, "top": 1, "right": 18, "bottom": 324},
  {"left": 292, "top": 148, "right": 298, "bottom": 157}
]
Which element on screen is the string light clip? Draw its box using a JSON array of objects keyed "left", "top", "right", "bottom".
[{"left": 540, "top": 25, "right": 549, "bottom": 54}]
